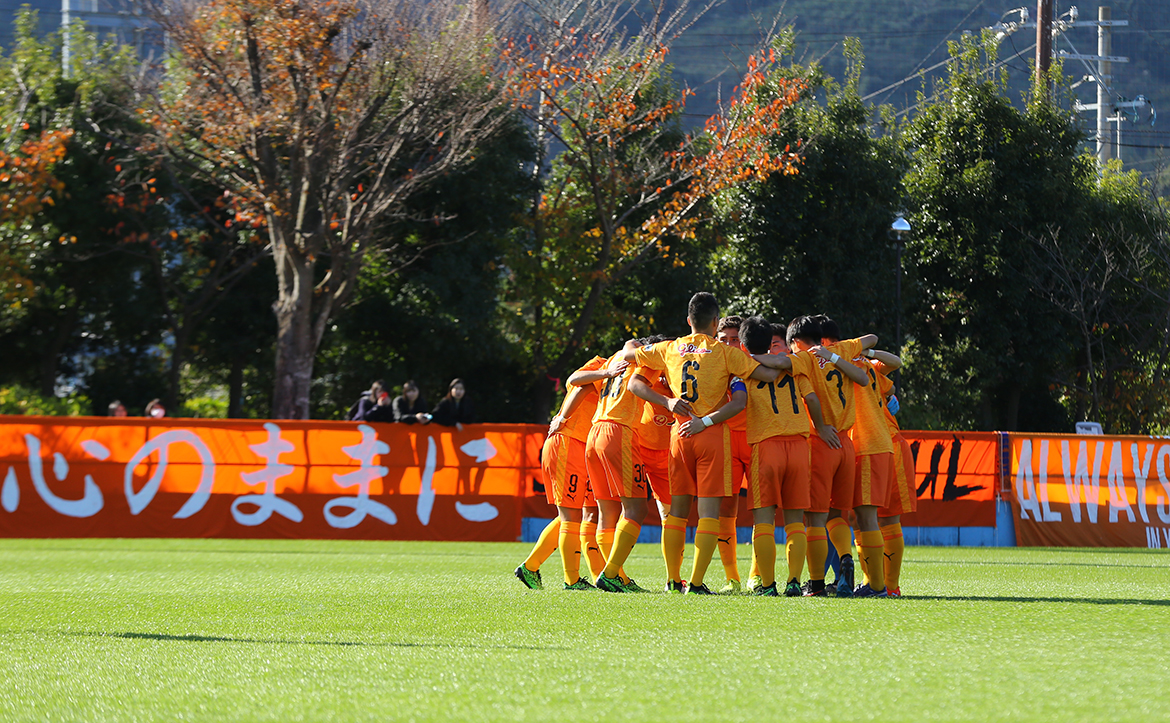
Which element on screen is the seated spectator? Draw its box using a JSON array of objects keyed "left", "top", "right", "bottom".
[
  {"left": 108, "top": 400, "right": 127, "bottom": 417},
  {"left": 431, "top": 378, "right": 476, "bottom": 431},
  {"left": 349, "top": 380, "right": 385, "bottom": 422},
  {"left": 392, "top": 380, "right": 431, "bottom": 424},
  {"left": 145, "top": 399, "right": 166, "bottom": 418}
]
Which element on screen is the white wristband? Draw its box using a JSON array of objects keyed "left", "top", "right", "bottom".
[
  {"left": 701, "top": 415, "right": 715, "bottom": 428},
  {"left": 829, "top": 353, "right": 841, "bottom": 365},
  {"left": 863, "top": 349, "right": 875, "bottom": 358}
]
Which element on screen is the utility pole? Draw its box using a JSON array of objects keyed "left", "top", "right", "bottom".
[
  {"left": 1035, "top": 0, "right": 1053, "bottom": 84},
  {"left": 1097, "top": 7, "right": 1112, "bottom": 164}
]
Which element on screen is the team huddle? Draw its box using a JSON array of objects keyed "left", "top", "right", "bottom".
[{"left": 514, "top": 292, "right": 916, "bottom": 598}]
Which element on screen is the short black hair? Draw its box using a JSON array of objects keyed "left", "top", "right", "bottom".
[
  {"left": 770, "top": 323, "right": 787, "bottom": 340},
  {"left": 786, "top": 315, "right": 822, "bottom": 346},
  {"left": 688, "top": 292, "right": 720, "bottom": 330},
  {"left": 740, "top": 316, "right": 773, "bottom": 355},
  {"left": 717, "top": 315, "right": 743, "bottom": 333},
  {"left": 812, "top": 314, "right": 841, "bottom": 341},
  {"left": 639, "top": 334, "right": 674, "bottom": 346}
]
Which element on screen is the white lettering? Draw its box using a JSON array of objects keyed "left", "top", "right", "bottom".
[
  {"left": 417, "top": 437, "right": 437, "bottom": 526},
  {"left": 1149, "top": 527, "right": 1162, "bottom": 549},
  {"left": 123, "top": 431, "right": 216, "bottom": 518},
  {"left": 1131, "top": 443, "right": 1154, "bottom": 524},
  {"left": 1062, "top": 440, "right": 1103, "bottom": 523},
  {"left": 455, "top": 501, "right": 499, "bottom": 522},
  {"left": 1155, "top": 445, "right": 1170, "bottom": 524},
  {"left": 232, "top": 423, "right": 303, "bottom": 526},
  {"left": 1014, "top": 440, "right": 1041, "bottom": 520},
  {"left": 24, "top": 434, "right": 103, "bottom": 518},
  {"left": 1038, "top": 439, "right": 1062, "bottom": 522},
  {"left": 324, "top": 425, "right": 397, "bottom": 529},
  {"left": 1, "top": 467, "right": 17, "bottom": 512},
  {"left": 1106, "top": 441, "right": 1136, "bottom": 523}
]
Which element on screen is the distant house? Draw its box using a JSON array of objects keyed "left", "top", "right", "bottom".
[{"left": 1, "top": 0, "right": 163, "bottom": 60}]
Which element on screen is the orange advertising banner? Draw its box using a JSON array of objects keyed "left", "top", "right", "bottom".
[
  {"left": 899, "top": 431, "right": 999, "bottom": 527},
  {"left": 0, "top": 417, "right": 544, "bottom": 541},
  {"left": 520, "top": 430, "right": 1000, "bottom": 528},
  {"left": 1009, "top": 433, "right": 1170, "bottom": 547}
]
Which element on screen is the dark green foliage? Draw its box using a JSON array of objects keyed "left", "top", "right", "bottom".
[{"left": 710, "top": 41, "right": 905, "bottom": 348}]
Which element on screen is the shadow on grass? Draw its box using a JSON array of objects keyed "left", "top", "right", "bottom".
[
  {"left": 910, "top": 559, "right": 1170, "bottom": 570},
  {"left": 910, "top": 595, "right": 1170, "bottom": 606},
  {"left": 62, "top": 630, "right": 566, "bottom": 651}
]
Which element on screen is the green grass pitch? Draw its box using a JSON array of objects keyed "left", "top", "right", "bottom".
[{"left": 0, "top": 539, "right": 1167, "bottom": 722}]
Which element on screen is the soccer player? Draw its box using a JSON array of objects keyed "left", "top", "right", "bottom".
[
  {"left": 588, "top": 338, "right": 664, "bottom": 593},
  {"left": 631, "top": 345, "right": 677, "bottom": 572},
  {"left": 839, "top": 329, "right": 898, "bottom": 597},
  {"left": 714, "top": 315, "right": 750, "bottom": 593},
  {"left": 626, "top": 292, "right": 780, "bottom": 594},
  {"left": 867, "top": 351, "right": 910, "bottom": 598},
  {"left": 784, "top": 315, "right": 877, "bottom": 597},
  {"left": 515, "top": 355, "right": 625, "bottom": 590},
  {"left": 735, "top": 316, "right": 836, "bottom": 597}
]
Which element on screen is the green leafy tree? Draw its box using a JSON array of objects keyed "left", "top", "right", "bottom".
[
  {"left": 710, "top": 38, "right": 905, "bottom": 345},
  {"left": 900, "top": 36, "right": 1094, "bottom": 431}
]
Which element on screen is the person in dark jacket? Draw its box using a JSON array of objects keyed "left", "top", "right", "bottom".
[
  {"left": 431, "top": 378, "right": 476, "bottom": 430},
  {"left": 349, "top": 380, "right": 392, "bottom": 422},
  {"left": 392, "top": 380, "right": 431, "bottom": 424}
]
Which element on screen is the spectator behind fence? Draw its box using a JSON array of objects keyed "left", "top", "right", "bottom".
[
  {"left": 108, "top": 400, "right": 127, "bottom": 417},
  {"left": 431, "top": 378, "right": 475, "bottom": 431},
  {"left": 145, "top": 399, "right": 166, "bottom": 418},
  {"left": 392, "top": 380, "right": 431, "bottom": 425},
  {"left": 349, "top": 380, "right": 386, "bottom": 422}
]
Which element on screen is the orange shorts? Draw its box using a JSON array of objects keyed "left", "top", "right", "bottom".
[
  {"left": 854, "top": 451, "right": 893, "bottom": 508},
  {"left": 542, "top": 434, "right": 594, "bottom": 509},
  {"left": 879, "top": 434, "right": 917, "bottom": 516},
  {"left": 747, "top": 435, "right": 811, "bottom": 510},
  {"left": 669, "top": 423, "right": 734, "bottom": 498},
  {"left": 640, "top": 445, "right": 671, "bottom": 505},
  {"left": 730, "top": 428, "right": 750, "bottom": 495},
  {"left": 808, "top": 433, "right": 856, "bottom": 513},
  {"left": 585, "top": 421, "right": 646, "bottom": 502}
]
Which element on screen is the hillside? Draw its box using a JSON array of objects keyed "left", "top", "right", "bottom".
[{"left": 670, "top": 0, "right": 1170, "bottom": 182}]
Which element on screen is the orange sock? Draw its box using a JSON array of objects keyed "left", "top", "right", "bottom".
[
  {"left": 718, "top": 516, "right": 740, "bottom": 581},
  {"left": 858, "top": 542, "right": 870, "bottom": 585},
  {"left": 784, "top": 522, "right": 807, "bottom": 583},
  {"left": 662, "top": 515, "right": 687, "bottom": 583},
  {"left": 581, "top": 521, "right": 605, "bottom": 579},
  {"left": 523, "top": 518, "right": 560, "bottom": 572},
  {"left": 559, "top": 521, "right": 582, "bottom": 585},
  {"left": 752, "top": 523, "right": 776, "bottom": 587},
  {"left": 826, "top": 517, "right": 852, "bottom": 558},
  {"left": 882, "top": 523, "right": 904, "bottom": 592},
  {"left": 806, "top": 526, "right": 828, "bottom": 581},
  {"left": 689, "top": 518, "right": 720, "bottom": 588},
  {"left": 602, "top": 519, "right": 641, "bottom": 579},
  {"left": 859, "top": 530, "right": 885, "bottom": 591}
]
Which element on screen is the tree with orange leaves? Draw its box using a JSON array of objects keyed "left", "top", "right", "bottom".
[
  {"left": 501, "top": 0, "right": 803, "bottom": 417},
  {"left": 144, "top": 0, "right": 516, "bottom": 418},
  {"left": 0, "top": 129, "right": 71, "bottom": 311}
]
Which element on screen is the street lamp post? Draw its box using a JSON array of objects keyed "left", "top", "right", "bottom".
[{"left": 889, "top": 215, "right": 911, "bottom": 394}]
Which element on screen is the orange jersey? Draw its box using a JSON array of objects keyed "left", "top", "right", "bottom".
[
  {"left": 868, "top": 360, "right": 901, "bottom": 437},
  {"left": 744, "top": 369, "right": 814, "bottom": 444},
  {"left": 559, "top": 355, "right": 607, "bottom": 443},
  {"left": 787, "top": 338, "right": 863, "bottom": 432},
  {"left": 849, "top": 355, "right": 894, "bottom": 456},
  {"left": 635, "top": 370, "right": 675, "bottom": 451},
  {"left": 634, "top": 333, "right": 759, "bottom": 419},
  {"left": 593, "top": 351, "right": 652, "bottom": 428}
]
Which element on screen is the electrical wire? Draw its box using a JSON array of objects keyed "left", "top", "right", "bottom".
[{"left": 871, "top": 0, "right": 987, "bottom": 106}]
